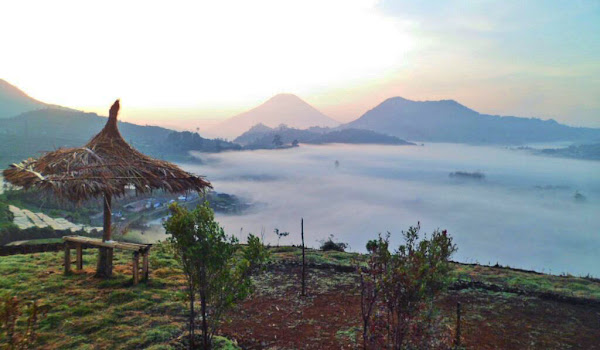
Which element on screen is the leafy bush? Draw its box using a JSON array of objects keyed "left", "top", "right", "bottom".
[
  {"left": 359, "top": 223, "right": 457, "bottom": 349},
  {"left": 0, "top": 295, "right": 49, "bottom": 349},
  {"left": 319, "top": 234, "right": 348, "bottom": 252},
  {"left": 0, "top": 201, "right": 14, "bottom": 229},
  {"left": 164, "top": 201, "right": 268, "bottom": 350}
]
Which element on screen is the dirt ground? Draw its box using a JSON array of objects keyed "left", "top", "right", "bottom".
[{"left": 220, "top": 265, "right": 600, "bottom": 350}]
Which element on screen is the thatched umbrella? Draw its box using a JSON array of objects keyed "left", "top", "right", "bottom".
[{"left": 3, "top": 100, "right": 212, "bottom": 277}]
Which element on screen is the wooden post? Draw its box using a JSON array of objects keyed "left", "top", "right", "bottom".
[
  {"left": 455, "top": 302, "right": 461, "bottom": 347},
  {"left": 64, "top": 242, "right": 71, "bottom": 274},
  {"left": 133, "top": 251, "right": 140, "bottom": 285},
  {"left": 76, "top": 243, "right": 83, "bottom": 271},
  {"left": 142, "top": 250, "right": 149, "bottom": 281},
  {"left": 96, "top": 193, "right": 113, "bottom": 277},
  {"left": 301, "top": 218, "right": 306, "bottom": 297}
]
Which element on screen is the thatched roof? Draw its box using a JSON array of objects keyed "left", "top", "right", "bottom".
[{"left": 3, "top": 100, "right": 211, "bottom": 201}]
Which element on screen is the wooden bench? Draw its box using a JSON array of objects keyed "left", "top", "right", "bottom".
[{"left": 63, "top": 235, "right": 152, "bottom": 284}]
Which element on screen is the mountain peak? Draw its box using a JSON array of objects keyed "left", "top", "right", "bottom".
[
  {"left": 346, "top": 95, "right": 598, "bottom": 143},
  {"left": 267, "top": 93, "right": 302, "bottom": 101},
  {"left": 208, "top": 94, "right": 339, "bottom": 139}
]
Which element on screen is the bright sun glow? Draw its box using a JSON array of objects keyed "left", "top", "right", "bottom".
[
  {"left": 2, "top": 0, "right": 598, "bottom": 128},
  {"left": 1, "top": 0, "right": 412, "bottom": 117}
]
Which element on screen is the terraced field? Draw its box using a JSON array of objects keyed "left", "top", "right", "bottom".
[{"left": 7, "top": 205, "right": 101, "bottom": 233}]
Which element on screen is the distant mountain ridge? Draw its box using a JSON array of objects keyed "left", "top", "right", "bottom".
[
  {"left": 0, "top": 107, "right": 240, "bottom": 166},
  {"left": 234, "top": 123, "right": 413, "bottom": 149},
  {"left": 0, "top": 79, "right": 48, "bottom": 118},
  {"left": 0, "top": 80, "right": 241, "bottom": 166},
  {"left": 209, "top": 94, "right": 339, "bottom": 139},
  {"left": 345, "top": 97, "right": 600, "bottom": 144}
]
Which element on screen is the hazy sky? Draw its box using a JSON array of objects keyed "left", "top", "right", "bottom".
[{"left": 2, "top": 0, "right": 599, "bottom": 128}]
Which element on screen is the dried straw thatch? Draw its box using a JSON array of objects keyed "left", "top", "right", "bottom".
[
  {"left": 4, "top": 100, "right": 212, "bottom": 277},
  {"left": 3, "top": 100, "right": 211, "bottom": 201}
]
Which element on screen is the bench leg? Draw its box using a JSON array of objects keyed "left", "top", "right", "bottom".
[
  {"left": 64, "top": 243, "right": 71, "bottom": 274},
  {"left": 76, "top": 243, "right": 83, "bottom": 271},
  {"left": 142, "top": 252, "right": 149, "bottom": 281},
  {"left": 133, "top": 252, "right": 139, "bottom": 285}
]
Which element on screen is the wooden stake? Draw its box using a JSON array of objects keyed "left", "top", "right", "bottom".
[
  {"left": 301, "top": 218, "right": 306, "bottom": 297},
  {"left": 97, "top": 193, "right": 114, "bottom": 277},
  {"left": 133, "top": 251, "right": 140, "bottom": 285},
  {"left": 76, "top": 243, "right": 83, "bottom": 271},
  {"left": 142, "top": 251, "right": 149, "bottom": 281},
  {"left": 64, "top": 242, "right": 71, "bottom": 274},
  {"left": 455, "top": 302, "right": 461, "bottom": 347}
]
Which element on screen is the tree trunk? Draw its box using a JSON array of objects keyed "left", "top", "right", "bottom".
[
  {"left": 201, "top": 291, "right": 209, "bottom": 350},
  {"left": 189, "top": 281, "right": 195, "bottom": 350},
  {"left": 96, "top": 193, "right": 113, "bottom": 277}
]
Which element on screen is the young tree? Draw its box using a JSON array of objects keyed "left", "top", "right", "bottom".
[
  {"left": 164, "top": 202, "right": 268, "bottom": 350},
  {"left": 358, "top": 223, "right": 457, "bottom": 349},
  {"left": 0, "top": 295, "right": 48, "bottom": 349},
  {"left": 274, "top": 228, "right": 289, "bottom": 247}
]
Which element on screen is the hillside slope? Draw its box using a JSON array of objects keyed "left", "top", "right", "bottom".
[
  {"left": 0, "top": 79, "right": 48, "bottom": 118},
  {"left": 0, "top": 108, "right": 240, "bottom": 166},
  {"left": 345, "top": 97, "right": 600, "bottom": 144},
  {"left": 0, "top": 246, "right": 597, "bottom": 349},
  {"left": 234, "top": 123, "right": 413, "bottom": 149}
]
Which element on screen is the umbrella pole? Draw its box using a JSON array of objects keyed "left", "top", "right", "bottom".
[{"left": 96, "top": 193, "right": 113, "bottom": 277}]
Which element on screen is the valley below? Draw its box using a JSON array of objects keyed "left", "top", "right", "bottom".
[{"left": 182, "top": 142, "right": 600, "bottom": 277}]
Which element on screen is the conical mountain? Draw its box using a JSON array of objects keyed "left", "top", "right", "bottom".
[{"left": 209, "top": 94, "right": 339, "bottom": 139}]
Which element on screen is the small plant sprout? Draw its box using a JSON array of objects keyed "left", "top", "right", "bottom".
[{"left": 274, "top": 228, "right": 289, "bottom": 247}]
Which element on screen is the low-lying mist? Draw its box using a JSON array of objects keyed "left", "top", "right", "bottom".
[{"left": 181, "top": 143, "right": 599, "bottom": 276}]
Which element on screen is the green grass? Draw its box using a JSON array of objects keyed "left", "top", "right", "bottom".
[
  {"left": 269, "top": 246, "right": 600, "bottom": 300},
  {"left": 451, "top": 263, "right": 600, "bottom": 299},
  {"left": 0, "top": 244, "right": 598, "bottom": 349},
  {"left": 6, "top": 238, "right": 64, "bottom": 245},
  {"left": 0, "top": 246, "right": 228, "bottom": 349}
]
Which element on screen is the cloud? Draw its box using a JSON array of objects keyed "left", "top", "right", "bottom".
[{"left": 179, "top": 143, "right": 600, "bottom": 276}]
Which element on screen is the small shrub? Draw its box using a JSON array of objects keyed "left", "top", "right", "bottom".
[
  {"left": 164, "top": 201, "right": 268, "bottom": 350},
  {"left": 358, "top": 223, "right": 457, "bottom": 349},
  {"left": 319, "top": 234, "right": 348, "bottom": 252},
  {"left": 0, "top": 295, "right": 49, "bottom": 349},
  {"left": 274, "top": 228, "right": 289, "bottom": 247}
]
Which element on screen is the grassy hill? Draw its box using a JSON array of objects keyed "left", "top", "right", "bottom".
[
  {"left": 0, "top": 245, "right": 598, "bottom": 349},
  {"left": 0, "top": 108, "right": 241, "bottom": 167}
]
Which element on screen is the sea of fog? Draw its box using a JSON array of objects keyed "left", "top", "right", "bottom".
[{"left": 179, "top": 143, "right": 599, "bottom": 276}]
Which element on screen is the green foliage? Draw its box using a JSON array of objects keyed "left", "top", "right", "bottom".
[
  {"left": 0, "top": 201, "right": 14, "bottom": 229},
  {"left": 359, "top": 224, "right": 457, "bottom": 349},
  {"left": 273, "top": 228, "right": 289, "bottom": 247},
  {"left": 320, "top": 234, "right": 348, "bottom": 252},
  {"left": 164, "top": 201, "right": 268, "bottom": 350},
  {"left": 272, "top": 134, "right": 283, "bottom": 147},
  {"left": 0, "top": 295, "right": 49, "bottom": 349}
]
